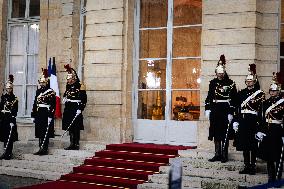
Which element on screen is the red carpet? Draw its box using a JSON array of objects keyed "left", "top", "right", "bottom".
[{"left": 15, "top": 143, "right": 195, "bottom": 189}]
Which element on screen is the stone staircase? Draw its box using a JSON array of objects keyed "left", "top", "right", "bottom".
[
  {"left": 138, "top": 149, "right": 283, "bottom": 189},
  {"left": 0, "top": 137, "right": 106, "bottom": 184}
]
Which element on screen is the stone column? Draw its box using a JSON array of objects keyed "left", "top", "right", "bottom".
[
  {"left": 0, "top": 0, "right": 8, "bottom": 92},
  {"left": 83, "top": 0, "right": 126, "bottom": 143}
]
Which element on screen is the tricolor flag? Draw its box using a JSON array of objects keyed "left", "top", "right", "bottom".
[{"left": 48, "top": 57, "right": 62, "bottom": 118}]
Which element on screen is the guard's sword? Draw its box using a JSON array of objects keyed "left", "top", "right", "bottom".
[
  {"left": 4, "top": 124, "right": 13, "bottom": 154},
  {"left": 276, "top": 140, "right": 284, "bottom": 179},
  {"left": 223, "top": 123, "right": 230, "bottom": 153},
  {"left": 61, "top": 113, "right": 80, "bottom": 138}
]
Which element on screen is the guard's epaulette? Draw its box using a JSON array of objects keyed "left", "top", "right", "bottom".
[{"left": 80, "top": 82, "right": 86, "bottom": 91}]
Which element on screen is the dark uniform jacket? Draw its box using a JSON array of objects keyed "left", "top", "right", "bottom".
[
  {"left": 257, "top": 96, "right": 284, "bottom": 161},
  {"left": 31, "top": 86, "right": 56, "bottom": 139},
  {"left": 62, "top": 82, "right": 87, "bottom": 131},
  {"left": 0, "top": 93, "right": 18, "bottom": 142},
  {"left": 205, "top": 77, "right": 237, "bottom": 141},
  {"left": 234, "top": 87, "right": 265, "bottom": 151}
]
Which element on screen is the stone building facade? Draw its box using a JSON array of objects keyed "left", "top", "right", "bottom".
[{"left": 0, "top": 0, "right": 282, "bottom": 149}]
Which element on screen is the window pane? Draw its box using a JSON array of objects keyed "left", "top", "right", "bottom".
[
  {"left": 139, "top": 60, "right": 166, "bottom": 89},
  {"left": 14, "top": 85, "right": 23, "bottom": 116},
  {"left": 281, "top": 59, "right": 284, "bottom": 90},
  {"left": 281, "top": 26, "right": 284, "bottom": 56},
  {"left": 138, "top": 90, "right": 165, "bottom": 120},
  {"left": 29, "top": 0, "right": 40, "bottom": 17},
  {"left": 11, "top": 0, "right": 26, "bottom": 18},
  {"left": 173, "top": 0, "right": 202, "bottom": 26},
  {"left": 28, "top": 24, "right": 39, "bottom": 54},
  {"left": 172, "top": 91, "right": 200, "bottom": 120},
  {"left": 139, "top": 29, "right": 167, "bottom": 58},
  {"left": 10, "top": 25, "right": 26, "bottom": 54},
  {"left": 172, "top": 59, "right": 201, "bottom": 89},
  {"left": 27, "top": 55, "right": 38, "bottom": 84},
  {"left": 173, "top": 27, "right": 201, "bottom": 57},
  {"left": 140, "top": 0, "right": 168, "bottom": 28},
  {"left": 26, "top": 86, "right": 37, "bottom": 115},
  {"left": 282, "top": 0, "right": 284, "bottom": 22},
  {"left": 9, "top": 56, "right": 25, "bottom": 85}
]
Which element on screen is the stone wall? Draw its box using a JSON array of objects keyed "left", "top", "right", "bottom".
[
  {"left": 199, "top": 0, "right": 280, "bottom": 149},
  {"left": 83, "top": 0, "right": 133, "bottom": 143}
]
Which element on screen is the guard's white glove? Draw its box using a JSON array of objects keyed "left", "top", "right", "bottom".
[
  {"left": 282, "top": 137, "right": 284, "bottom": 144},
  {"left": 48, "top": 117, "right": 52, "bottom": 125},
  {"left": 228, "top": 114, "right": 233, "bottom": 124},
  {"left": 233, "top": 122, "right": 239, "bottom": 132},
  {"left": 31, "top": 118, "right": 35, "bottom": 123},
  {"left": 10, "top": 123, "right": 14, "bottom": 127},
  {"left": 205, "top": 110, "right": 211, "bottom": 120},
  {"left": 62, "top": 97, "right": 67, "bottom": 103},
  {"left": 76, "top": 110, "right": 81, "bottom": 116},
  {"left": 255, "top": 132, "right": 266, "bottom": 141}
]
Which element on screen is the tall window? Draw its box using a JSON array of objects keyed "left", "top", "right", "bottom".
[
  {"left": 281, "top": 0, "right": 284, "bottom": 93},
  {"left": 7, "top": 0, "right": 40, "bottom": 117},
  {"left": 135, "top": 0, "right": 202, "bottom": 121}
]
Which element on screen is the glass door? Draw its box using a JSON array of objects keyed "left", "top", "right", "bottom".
[{"left": 133, "top": 0, "right": 202, "bottom": 145}]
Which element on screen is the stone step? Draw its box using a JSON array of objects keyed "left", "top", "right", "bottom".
[
  {"left": 1, "top": 159, "right": 74, "bottom": 173},
  {"left": 49, "top": 149, "right": 96, "bottom": 157},
  {"left": 183, "top": 167, "right": 267, "bottom": 185},
  {"left": 0, "top": 166, "right": 61, "bottom": 180},
  {"left": 179, "top": 149, "right": 243, "bottom": 162},
  {"left": 180, "top": 158, "right": 267, "bottom": 173},
  {"left": 138, "top": 182, "right": 202, "bottom": 189},
  {"left": 20, "top": 154, "right": 86, "bottom": 165}
]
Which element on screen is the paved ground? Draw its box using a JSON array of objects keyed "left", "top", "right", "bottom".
[{"left": 0, "top": 175, "right": 46, "bottom": 189}]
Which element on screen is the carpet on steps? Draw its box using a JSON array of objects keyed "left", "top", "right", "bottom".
[{"left": 14, "top": 143, "right": 195, "bottom": 189}]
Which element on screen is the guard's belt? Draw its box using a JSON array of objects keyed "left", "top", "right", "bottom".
[
  {"left": 241, "top": 109, "right": 258, "bottom": 115},
  {"left": 38, "top": 104, "right": 50, "bottom": 109},
  {"left": 266, "top": 119, "right": 283, "bottom": 124},
  {"left": 1, "top": 110, "right": 11, "bottom": 113},
  {"left": 214, "top": 99, "right": 230, "bottom": 103},
  {"left": 66, "top": 99, "right": 81, "bottom": 103}
]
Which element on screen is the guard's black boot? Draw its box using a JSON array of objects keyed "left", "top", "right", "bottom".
[
  {"left": 38, "top": 149, "right": 48, "bottom": 156},
  {"left": 239, "top": 166, "right": 250, "bottom": 174},
  {"left": 249, "top": 165, "right": 256, "bottom": 175},
  {"left": 64, "top": 133, "right": 74, "bottom": 150},
  {"left": 221, "top": 141, "right": 229, "bottom": 163},
  {"left": 72, "top": 131, "right": 80, "bottom": 150},
  {"left": 267, "top": 161, "right": 276, "bottom": 183},
  {"left": 239, "top": 151, "right": 250, "bottom": 174},
  {"left": 39, "top": 138, "right": 49, "bottom": 155},
  {"left": 209, "top": 141, "right": 221, "bottom": 162}
]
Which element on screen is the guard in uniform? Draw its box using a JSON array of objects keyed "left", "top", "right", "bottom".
[
  {"left": 62, "top": 64, "right": 87, "bottom": 150},
  {"left": 233, "top": 64, "right": 265, "bottom": 175},
  {"left": 31, "top": 69, "right": 56, "bottom": 155},
  {"left": 205, "top": 55, "right": 237, "bottom": 163},
  {"left": 0, "top": 75, "right": 18, "bottom": 160},
  {"left": 256, "top": 72, "right": 284, "bottom": 183}
]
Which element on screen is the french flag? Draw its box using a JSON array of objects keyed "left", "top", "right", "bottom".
[{"left": 48, "top": 57, "right": 62, "bottom": 118}]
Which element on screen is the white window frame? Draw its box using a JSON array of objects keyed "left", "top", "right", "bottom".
[
  {"left": 6, "top": 0, "right": 40, "bottom": 117},
  {"left": 133, "top": 0, "right": 202, "bottom": 121}
]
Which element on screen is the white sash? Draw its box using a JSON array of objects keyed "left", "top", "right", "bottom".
[
  {"left": 37, "top": 89, "right": 53, "bottom": 99},
  {"left": 265, "top": 98, "right": 284, "bottom": 117},
  {"left": 241, "top": 90, "right": 262, "bottom": 108}
]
